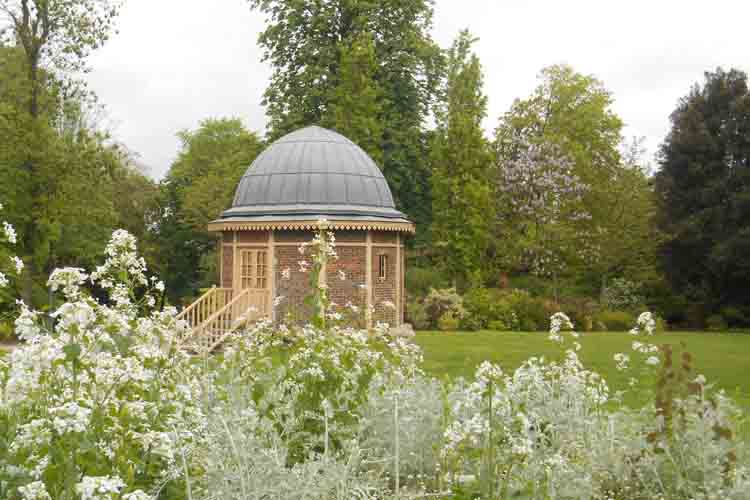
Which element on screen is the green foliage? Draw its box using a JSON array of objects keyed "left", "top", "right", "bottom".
[
  {"left": 706, "top": 314, "right": 729, "bottom": 332},
  {"left": 405, "top": 299, "right": 429, "bottom": 330},
  {"left": 323, "top": 32, "right": 383, "bottom": 166},
  {"left": 656, "top": 68, "right": 750, "bottom": 323},
  {"left": 430, "top": 30, "right": 492, "bottom": 289},
  {"left": 0, "top": 0, "right": 122, "bottom": 305},
  {"left": 494, "top": 66, "right": 658, "bottom": 298},
  {"left": 437, "top": 311, "right": 460, "bottom": 331},
  {"left": 557, "top": 296, "right": 598, "bottom": 332},
  {"left": 594, "top": 310, "right": 636, "bottom": 332},
  {"left": 601, "top": 277, "right": 643, "bottom": 311},
  {"left": 460, "top": 288, "right": 521, "bottom": 332},
  {"left": 502, "top": 289, "right": 552, "bottom": 332},
  {"left": 405, "top": 266, "right": 449, "bottom": 298},
  {"left": 156, "top": 118, "right": 263, "bottom": 301}
]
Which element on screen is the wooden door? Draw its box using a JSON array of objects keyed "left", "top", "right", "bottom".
[{"left": 237, "top": 249, "right": 270, "bottom": 318}]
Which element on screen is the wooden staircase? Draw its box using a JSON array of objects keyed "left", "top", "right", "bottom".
[{"left": 176, "top": 287, "right": 270, "bottom": 353}]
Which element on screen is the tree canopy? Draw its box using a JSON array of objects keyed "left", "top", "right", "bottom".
[
  {"left": 430, "top": 30, "right": 492, "bottom": 289},
  {"left": 656, "top": 68, "right": 750, "bottom": 322},
  {"left": 155, "top": 118, "right": 264, "bottom": 302}
]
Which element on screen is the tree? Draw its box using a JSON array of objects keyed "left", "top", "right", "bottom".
[
  {"left": 656, "top": 68, "right": 750, "bottom": 322},
  {"left": 0, "top": 45, "right": 145, "bottom": 307},
  {"left": 248, "top": 0, "right": 443, "bottom": 238},
  {"left": 493, "top": 138, "right": 590, "bottom": 298},
  {"left": 430, "top": 30, "right": 492, "bottom": 289},
  {"left": 323, "top": 32, "right": 383, "bottom": 166},
  {"left": 494, "top": 65, "right": 657, "bottom": 296},
  {"left": 0, "top": 0, "right": 121, "bottom": 304},
  {"left": 156, "top": 118, "right": 264, "bottom": 302}
]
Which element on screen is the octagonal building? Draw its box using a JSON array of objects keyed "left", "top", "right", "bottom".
[{"left": 203, "top": 125, "right": 413, "bottom": 330}]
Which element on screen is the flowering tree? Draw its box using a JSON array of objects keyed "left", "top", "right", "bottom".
[{"left": 494, "top": 137, "right": 592, "bottom": 297}]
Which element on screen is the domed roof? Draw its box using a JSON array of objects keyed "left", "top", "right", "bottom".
[{"left": 219, "top": 126, "right": 409, "bottom": 223}]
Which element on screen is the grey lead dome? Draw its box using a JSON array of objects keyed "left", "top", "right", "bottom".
[{"left": 220, "top": 126, "right": 409, "bottom": 222}]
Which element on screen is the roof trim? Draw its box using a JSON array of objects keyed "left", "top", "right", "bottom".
[{"left": 208, "top": 219, "right": 415, "bottom": 234}]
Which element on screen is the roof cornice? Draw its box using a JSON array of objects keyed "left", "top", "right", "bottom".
[{"left": 208, "top": 219, "right": 415, "bottom": 234}]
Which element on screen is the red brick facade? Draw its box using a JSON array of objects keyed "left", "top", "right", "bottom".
[{"left": 219, "top": 229, "right": 405, "bottom": 327}]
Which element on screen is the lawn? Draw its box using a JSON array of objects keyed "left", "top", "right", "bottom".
[{"left": 415, "top": 330, "right": 750, "bottom": 409}]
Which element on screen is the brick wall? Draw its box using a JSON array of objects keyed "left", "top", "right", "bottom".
[
  {"left": 327, "top": 246, "right": 367, "bottom": 327},
  {"left": 372, "top": 245, "right": 398, "bottom": 326},
  {"left": 221, "top": 245, "right": 233, "bottom": 288},
  {"left": 274, "top": 245, "right": 313, "bottom": 323}
]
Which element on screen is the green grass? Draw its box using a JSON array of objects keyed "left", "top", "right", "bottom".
[{"left": 415, "top": 330, "right": 750, "bottom": 409}]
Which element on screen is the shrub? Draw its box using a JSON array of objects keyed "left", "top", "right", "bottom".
[
  {"left": 504, "top": 289, "right": 551, "bottom": 331},
  {"left": 558, "top": 296, "right": 598, "bottom": 332},
  {"left": 437, "top": 311, "right": 460, "bottom": 331},
  {"left": 720, "top": 306, "right": 749, "bottom": 328},
  {"left": 423, "top": 288, "right": 465, "bottom": 329},
  {"left": 405, "top": 266, "right": 449, "bottom": 298},
  {"left": 460, "top": 288, "right": 494, "bottom": 331},
  {"left": 706, "top": 314, "right": 728, "bottom": 331},
  {"left": 601, "top": 277, "right": 643, "bottom": 310},
  {"left": 594, "top": 310, "right": 636, "bottom": 331},
  {"left": 405, "top": 299, "right": 429, "bottom": 330}
]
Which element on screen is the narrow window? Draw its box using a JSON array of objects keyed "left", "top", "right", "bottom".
[{"left": 378, "top": 254, "right": 388, "bottom": 280}]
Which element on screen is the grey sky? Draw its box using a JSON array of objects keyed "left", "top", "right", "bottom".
[{"left": 86, "top": 0, "right": 750, "bottom": 179}]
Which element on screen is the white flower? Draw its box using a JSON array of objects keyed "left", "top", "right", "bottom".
[
  {"left": 0, "top": 271, "right": 7, "bottom": 288},
  {"left": 122, "top": 491, "right": 152, "bottom": 500},
  {"left": 154, "top": 280, "right": 165, "bottom": 292},
  {"left": 282, "top": 267, "right": 291, "bottom": 280},
  {"left": 11, "top": 255, "right": 24, "bottom": 273},
  {"left": 18, "top": 481, "right": 51, "bottom": 500},
  {"left": 75, "top": 476, "right": 126, "bottom": 500},
  {"left": 273, "top": 295, "right": 285, "bottom": 308},
  {"left": 614, "top": 352, "right": 630, "bottom": 371},
  {"left": 50, "top": 401, "right": 92, "bottom": 434},
  {"left": 3, "top": 221, "right": 17, "bottom": 244},
  {"left": 338, "top": 269, "right": 346, "bottom": 281},
  {"left": 645, "top": 356, "right": 660, "bottom": 366},
  {"left": 48, "top": 267, "right": 88, "bottom": 299},
  {"left": 298, "top": 260, "right": 309, "bottom": 273},
  {"left": 694, "top": 374, "right": 706, "bottom": 385}
]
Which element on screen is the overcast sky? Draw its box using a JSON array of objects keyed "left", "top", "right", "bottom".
[{"left": 86, "top": 0, "right": 750, "bottom": 179}]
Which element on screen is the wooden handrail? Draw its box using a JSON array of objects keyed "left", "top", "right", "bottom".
[
  {"left": 180, "top": 287, "right": 271, "bottom": 353},
  {"left": 176, "top": 287, "right": 233, "bottom": 336}
]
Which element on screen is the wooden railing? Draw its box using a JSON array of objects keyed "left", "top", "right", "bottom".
[
  {"left": 180, "top": 288, "right": 270, "bottom": 353},
  {"left": 177, "top": 287, "right": 233, "bottom": 330}
]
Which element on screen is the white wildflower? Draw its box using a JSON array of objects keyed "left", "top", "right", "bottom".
[
  {"left": 3, "top": 221, "right": 17, "bottom": 244},
  {"left": 48, "top": 267, "right": 88, "bottom": 299},
  {"left": 614, "top": 352, "right": 630, "bottom": 371},
  {"left": 0, "top": 271, "right": 7, "bottom": 288},
  {"left": 11, "top": 255, "right": 24, "bottom": 273},
  {"left": 18, "top": 481, "right": 51, "bottom": 500},
  {"left": 645, "top": 355, "right": 660, "bottom": 366},
  {"left": 75, "top": 476, "right": 125, "bottom": 500},
  {"left": 282, "top": 267, "right": 291, "bottom": 280}
]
